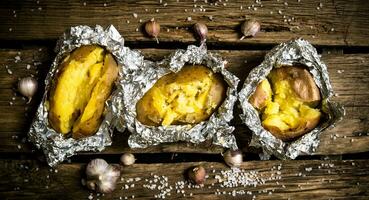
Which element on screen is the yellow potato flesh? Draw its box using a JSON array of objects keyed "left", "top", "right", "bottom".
[
  {"left": 136, "top": 65, "right": 226, "bottom": 126},
  {"left": 50, "top": 46, "right": 104, "bottom": 134},
  {"left": 261, "top": 70, "right": 321, "bottom": 136}
]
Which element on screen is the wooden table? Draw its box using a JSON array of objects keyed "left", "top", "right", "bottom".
[{"left": 1, "top": 0, "right": 369, "bottom": 199}]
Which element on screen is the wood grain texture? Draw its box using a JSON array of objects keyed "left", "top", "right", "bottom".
[
  {"left": 0, "top": 47, "right": 368, "bottom": 156},
  {"left": 0, "top": 159, "right": 368, "bottom": 199},
  {"left": 0, "top": 0, "right": 368, "bottom": 46}
]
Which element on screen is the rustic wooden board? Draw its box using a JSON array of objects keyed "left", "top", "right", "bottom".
[
  {"left": 0, "top": 47, "right": 368, "bottom": 156},
  {"left": 0, "top": 159, "right": 368, "bottom": 199},
  {"left": 0, "top": 0, "right": 369, "bottom": 46}
]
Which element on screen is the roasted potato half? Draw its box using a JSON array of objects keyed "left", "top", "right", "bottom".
[
  {"left": 136, "top": 65, "right": 227, "bottom": 126},
  {"left": 249, "top": 66, "right": 321, "bottom": 141},
  {"left": 48, "top": 45, "right": 118, "bottom": 139}
]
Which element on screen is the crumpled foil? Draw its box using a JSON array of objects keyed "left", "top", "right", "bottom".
[
  {"left": 28, "top": 25, "right": 126, "bottom": 166},
  {"left": 119, "top": 44, "right": 239, "bottom": 149},
  {"left": 239, "top": 38, "right": 345, "bottom": 159}
]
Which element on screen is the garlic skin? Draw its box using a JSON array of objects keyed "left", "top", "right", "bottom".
[
  {"left": 85, "top": 158, "right": 121, "bottom": 193},
  {"left": 223, "top": 149, "right": 243, "bottom": 168},
  {"left": 120, "top": 153, "right": 136, "bottom": 166},
  {"left": 187, "top": 165, "right": 206, "bottom": 185},
  {"left": 18, "top": 77, "right": 38, "bottom": 103},
  {"left": 240, "top": 19, "right": 261, "bottom": 40},
  {"left": 193, "top": 23, "right": 208, "bottom": 44},
  {"left": 145, "top": 18, "right": 160, "bottom": 44}
]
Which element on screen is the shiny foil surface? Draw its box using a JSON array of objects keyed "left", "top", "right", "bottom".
[
  {"left": 28, "top": 25, "right": 126, "bottom": 166},
  {"left": 119, "top": 45, "right": 240, "bottom": 150},
  {"left": 238, "top": 38, "right": 345, "bottom": 159}
]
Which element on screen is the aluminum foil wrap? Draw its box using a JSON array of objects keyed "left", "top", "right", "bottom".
[
  {"left": 120, "top": 45, "right": 239, "bottom": 149},
  {"left": 28, "top": 25, "right": 126, "bottom": 166},
  {"left": 239, "top": 38, "right": 345, "bottom": 159}
]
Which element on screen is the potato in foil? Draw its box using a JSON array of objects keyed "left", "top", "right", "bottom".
[{"left": 249, "top": 66, "right": 321, "bottom": 141}]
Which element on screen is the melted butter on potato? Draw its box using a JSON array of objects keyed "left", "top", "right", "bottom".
[
  {"left": 249, "top": 66, "right": 321, "bottom": 141},
  {"left": 48, "top": 45, "right": 118, "bottom": 139},
  {"left": 136, "top": 65, "right": 227, "bottom": 126}
]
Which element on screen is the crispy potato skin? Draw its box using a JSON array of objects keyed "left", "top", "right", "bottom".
[
  {"left": 249, "top": 79, "right": 272, "bottom": 110},
  {"left": 48, "top": 45, "right": 118, "bottom": 139},
  {"left": 136, "top": 65, "right": 227, "bottom": 126},
  {"left": 249, "top": 66, "right": 322, "bottom": 141}
]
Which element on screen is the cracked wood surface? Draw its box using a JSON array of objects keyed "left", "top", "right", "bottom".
[
  {"left": 0, "top": 0, "right": 368, "bottom": 46},
  {"left": 1, "top": 1, "right": 369, "bottom": 199},
  {"left": 0, "top": 159, "right": 368, "bottom": 199}
]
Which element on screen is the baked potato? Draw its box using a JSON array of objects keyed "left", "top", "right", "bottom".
[
  {"left": 249, "top": 66, "right": 321, "bottom": 141},
  {"left": 48, "top": 45, "right": 119, "bottom": 139},
  {"left": 136, "top": 65, "right": 227, "bottom": 126}
]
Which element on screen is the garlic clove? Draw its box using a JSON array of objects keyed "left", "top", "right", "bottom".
[
  {"left": 85, "top": 159, "right": 121, "bottom": 194},
  {"left": 240, "top": 19, "right": 261, "bottom": 40},
  {"left": 145, "top": 18, "right": 160, "bottom": 44},
  {"left": 193, "top": 23, "right": 208, "bottom": 44},
  {"left": 120, "top": 153, "right": 136, "bottom": 166},
  {"left": 223, "top": 149, "right": 243, "bottom": 168},
  {"left": 86, "top": 158, "right": 109, "bottom": 178},
  {"left": 187, "top": 165, "right": 206, "bottom": 185},
  {"left": 18, "top": 77, "right": 38, "bottom": 104}
]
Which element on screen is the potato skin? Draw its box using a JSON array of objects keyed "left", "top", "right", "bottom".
[
  {"left": 48, "top": 45, "right": 118, "bottom": 139},
  {"left": 249, "top": 79, "right": 272, "bottom": 110},
  {"left": 250, "top": 66, "right": 322, "bottom": 141},
  {"left": 136, "top": 65, "right": 227, "bottom": 126},
  {"left": 263, "top": 114, "right": 321, "bottom": 141}
]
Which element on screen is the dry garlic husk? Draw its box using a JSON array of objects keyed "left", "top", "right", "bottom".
[
  {"left": 120, "top": 153, "right": 136, "bottom": 166},
  {"left": 85, "top": 158, "right": 121, "bottom": 193},
  {"left": 223, "top": 149, "right": 243, "bottom": 167},
  {"left": 145, "top": 18, "right": 160, "bottom": 44},
  {"left": 18, "top": 76, "right": 38, "bottom": 103},
  {"left": 240, "top": 19, "right": 260, "bottom": 40}
]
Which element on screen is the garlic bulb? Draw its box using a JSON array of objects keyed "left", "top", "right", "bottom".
[
  {"left": 240, "top": 19, "right": 261, "bottom": 40},
  {"left": 120, "top": 153, "right": 136, "bottom": 166},
  {"left": 187, "top": 165, "right": 206, "bottom": 185},
  {"left": 145, "top": 18, "right": 160, "bottom": 44},
  {"left": 85, "top": 158, "right": 121, "bottom": 193},
  {"left": 223, "top": 149, "right": 243, "bottom": 168},
  {"left": 193, "top": 23, "right": 208, "bottom": 44},
  {"left": 18, "top": 77, "right": 38, "bottom": 103}
]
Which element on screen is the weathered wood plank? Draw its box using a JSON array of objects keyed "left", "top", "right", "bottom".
[
  {"left": 0, "top": 47, "right": 368, "bottom": 156},
  {"left": 0, "top": 0, "right": 369, "bottom": 46},
  {"left": 0, "top": 159, "right": 368, "bottom": 199}
]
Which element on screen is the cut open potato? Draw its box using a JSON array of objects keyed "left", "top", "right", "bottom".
[
  {"left": 48, "top": 45, "right": 118, "bottom": 139},
  {"left": 136, "top": 65, "right": 227, "bottom": 126},
  {"left": 249, "top": 66, "right": 322, "bottom": 141}
]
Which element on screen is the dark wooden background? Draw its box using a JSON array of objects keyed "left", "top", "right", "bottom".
[{"left": 0, "top": 0, "right": 369, "bottom": 199}]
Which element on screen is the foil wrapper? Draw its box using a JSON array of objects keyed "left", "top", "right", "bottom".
[
  {"left": 239, "top": 38, "right": 345, "bottom": 159},
  {"left": 28, "top": 25, "right": 126, "bottom": 166},
  {"left": 120, "top": 45, "right": 239, "bottom": 149}
]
